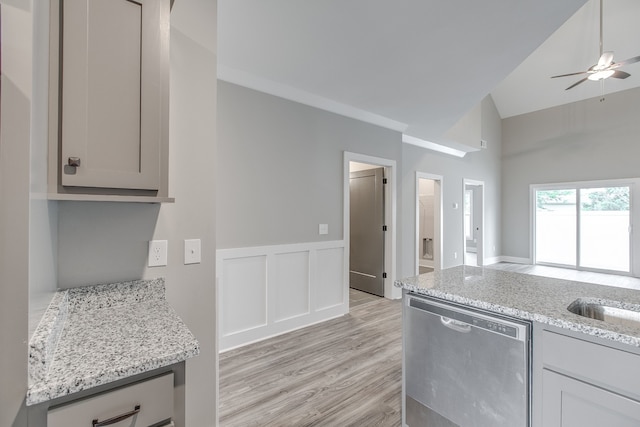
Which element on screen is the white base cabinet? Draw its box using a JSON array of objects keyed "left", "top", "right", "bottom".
[
  {"left": 537, "top": 327, "right": 640, "bottom": 427},
  {"left": 542, "top": 369, "right": 640, "bottom": 427},
  {"left": 48, "top": 373, "right": 174, "bottom": 427}
]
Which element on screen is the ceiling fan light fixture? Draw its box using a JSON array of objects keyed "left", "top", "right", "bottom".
[{"left": 587, "top": 69, "right": 615, "bottom": 81}]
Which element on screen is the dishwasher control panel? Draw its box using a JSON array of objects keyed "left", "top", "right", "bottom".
[
  {"left": 408, "top": 293, "right": 529, "bottom": 340},
  {"left": 471, "top": 317, "right": 518, "bottom": 338}
]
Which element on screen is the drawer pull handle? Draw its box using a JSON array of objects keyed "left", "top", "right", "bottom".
[{"left": 92, "top": 404, "right": 141, "bottom": 427}]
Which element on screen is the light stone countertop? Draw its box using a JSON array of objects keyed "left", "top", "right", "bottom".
[
  {"left": 26, "top": 278, "right": 199, "bottom": 406},
  {"left": 396, "top": 266, "right": 640, "bottom": 348}
]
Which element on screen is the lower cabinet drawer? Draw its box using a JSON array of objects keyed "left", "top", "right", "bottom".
[
  {"left": 48, "top": 373, "right": 174, "bottom": 427},
  {"left": 542, "top": 330, "right": 640, "bottom": 400}
]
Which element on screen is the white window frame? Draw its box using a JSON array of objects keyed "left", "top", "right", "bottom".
[
  {"left": 531, "top": 178, "right": 639, "bottom": 276},
  {"left": 464, "top": 189, "right": 473, "bottom": 241}
]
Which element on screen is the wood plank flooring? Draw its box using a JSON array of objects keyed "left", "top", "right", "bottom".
[{"left": 219, "top": 289, "right": 402, "bottom": 426}]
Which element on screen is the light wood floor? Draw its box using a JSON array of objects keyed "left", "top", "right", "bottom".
[{"left": 218, "top": 289, "right": 401, "bottom": 426}]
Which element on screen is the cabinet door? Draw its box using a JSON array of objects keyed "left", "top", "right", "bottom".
[
  {"left": 61, "top": 0, "right": 168, "bottom": 190},
  {"left": 542, "top": 369, "right": 640, "bottom": 427}
]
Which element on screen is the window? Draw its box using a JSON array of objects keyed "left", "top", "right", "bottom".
[
  {"left": 464, "top": 189, "right": 473, "bottom": 241},
  {"left": 534, "top": 182, "right": 631, "bottom": 273}
]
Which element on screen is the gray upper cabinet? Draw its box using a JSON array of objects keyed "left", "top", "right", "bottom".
[{"left": 48, "top": 0, "right": 172, "bottom": 201}]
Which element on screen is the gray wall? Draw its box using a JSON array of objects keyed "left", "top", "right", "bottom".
[
  {"left": 217, "top": 81, "right": 402, "bottom": 250},
  {"left": 218, "top": 83, "right": 503, "bottom": 281},
  {"left": 1, "top": 2, "right": 32, "bottom": 424},
  {"left": 29, "top": 0, "right": 58, "bottom": 339},
  {"left": 401, "top": 96, "right": 503, "bottom": 276},
  {"left": 502, "top": 87, "right": 640, "bottom": 259},
  {"left": 1, "top": 1, "right": 219, "bottom": 426}
]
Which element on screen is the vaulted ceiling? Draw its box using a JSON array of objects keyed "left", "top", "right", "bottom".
[
  {"left": 218, "top": 0, "right": 640, "bottom": 149},
  {"left": 493, "top": 0, "right": 640, "bottom": 118}
]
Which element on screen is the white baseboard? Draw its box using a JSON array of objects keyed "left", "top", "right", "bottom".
[
  {"left": 419, "top": 259, "right": 434, "bottom": 268},
  {"left": 482, "top": 256, "right": 501, "bottom": 266},
  {"left": 499, "top": 256, "right": 532, "bottom": 265}
]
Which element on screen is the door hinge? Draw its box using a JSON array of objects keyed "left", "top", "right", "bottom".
[
  {"left": 383, "top": 272, "right": 387, "bottom": 279},
  {"left": 383, "top": 178, "right": 388, "bottom": 184},
  {"left": 383, "top": 225, "right": 387, "bottom": 231}
]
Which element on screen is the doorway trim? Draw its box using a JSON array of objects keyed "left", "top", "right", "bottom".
[
  {"left": 463, "top": 179, "right": 485, "bottom": 266},
  {"left": 344, "top": 152, "right": 398, "bottom": 300},
  {"left": 415, "top": 172, "right": 444, "bottom": 275}
]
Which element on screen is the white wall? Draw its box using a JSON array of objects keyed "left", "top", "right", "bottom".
[
  {"left": 502, "top": 87, "right": 640, "bottom": 260},
  {"left": 401, "top": 96, "right": 503, "bottom": 276}
]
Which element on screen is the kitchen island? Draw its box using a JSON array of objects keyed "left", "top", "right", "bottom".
[
  {"left": 397, "top": 265, "right": 640, "bottom": 347},
  {"left": 397, "top": 266, "right": 640, "bottom": 427}
]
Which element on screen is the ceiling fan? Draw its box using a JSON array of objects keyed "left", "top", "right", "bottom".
[{"left": 551, "top": 0, "right": 640, "bottom": 90}]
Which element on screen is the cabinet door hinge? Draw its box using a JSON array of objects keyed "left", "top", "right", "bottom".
[
  {"left": 383, "top": 272, "right": 387, "bottom": 279},
  {"left": 383, "top": 178, "right": 388, "bottom": 184},
  {"left": 383, "top": 225, "right": 387, "bottom": 231}
]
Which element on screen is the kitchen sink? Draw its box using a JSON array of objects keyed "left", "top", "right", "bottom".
[{"left": 568, "top": 298, "right": 640, "bottom": 328}]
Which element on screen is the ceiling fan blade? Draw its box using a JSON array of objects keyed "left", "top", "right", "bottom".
[
  {"left": 597, "top": 51, "right": 614, "bottom": 68},
  {"left": 611, "top": 55, "right": 640, "bottom": 68},
  {"left": 565, "top": 77, "right": 588, "bottom": 90},
  {"left": 611, "top": 70, "right": 631, "bottom": 79},
  {"left": 551, "top": 71, "right": 588, "bottom": 78}
]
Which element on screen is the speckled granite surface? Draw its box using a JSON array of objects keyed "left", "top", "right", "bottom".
[
  {"left": 396, "top": 266, "right": 640, "bottom": 348},
  {"left": 27, "top": 278, "right": 199, "bottom": 406}
]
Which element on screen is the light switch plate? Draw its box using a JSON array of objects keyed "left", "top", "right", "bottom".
[
  {"left": 319, "top": 224, "right": 329, "bottom": 235},
  {"left": 148, "top": 240, "right": 168, "bottom": 267},
  {"left": 184, "top": 239, "right": 201, "bottom": 265}
]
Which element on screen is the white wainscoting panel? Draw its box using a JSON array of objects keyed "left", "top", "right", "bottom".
[
  {"left": 217, "top": 241, "right": 347, "bottom": 351},
  {"left": 315, "top": 247, "right": 345, "bottom": 311},
  {"left": 273, "top": 251, "right": 309, "bottom": 322},
  {"left": 220, "top": 255, "right": 267, "bottom": 335}
]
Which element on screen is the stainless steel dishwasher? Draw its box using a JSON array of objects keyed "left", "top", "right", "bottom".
[{"left": 403, "top": 292, "right": 531, "bottom": 427}]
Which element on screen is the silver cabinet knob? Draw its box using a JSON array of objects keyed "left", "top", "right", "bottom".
[{"left": 67, "top": 157, "right": 81, "bottom": 167}]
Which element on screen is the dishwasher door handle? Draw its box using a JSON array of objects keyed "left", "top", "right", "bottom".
[{"left": 440, "top": 316, "right": 471, "bottom": 333}]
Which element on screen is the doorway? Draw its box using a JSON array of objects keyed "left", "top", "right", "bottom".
[
  {"left": 349, "top": 163, "right": 385, "bottom": 296},
  {"left": 415, "top": 172, "right": 443, "bottom": 275},
  {"left": 344, "top": 152, "right": 398, "bottom": 300},
  {"left": 463, "top": 179, "right": 484, "bottom": 267}
]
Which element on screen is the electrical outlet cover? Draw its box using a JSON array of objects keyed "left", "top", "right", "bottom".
[{"left": 148, "top": 240, "right": 168, "bottom": 267}]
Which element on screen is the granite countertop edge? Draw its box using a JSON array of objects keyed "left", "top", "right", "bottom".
[
  {"left": 26, "top": 278, "right": 200, "bottom": 406},
  {"left": 396, "top": 267, "right": 640, "bottom": 348}
]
